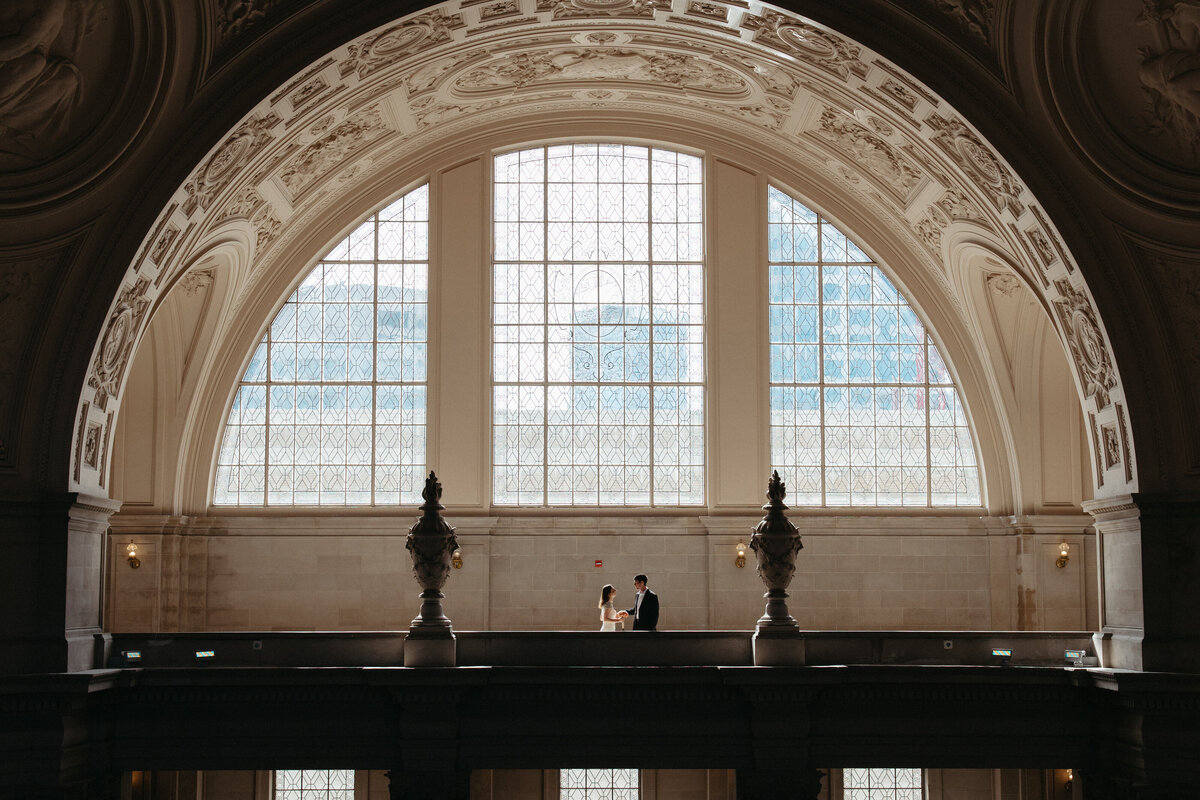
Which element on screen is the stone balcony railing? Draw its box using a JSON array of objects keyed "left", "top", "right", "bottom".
[{"left": 99, "top": 629, "right": 1095, "bottom": 669}]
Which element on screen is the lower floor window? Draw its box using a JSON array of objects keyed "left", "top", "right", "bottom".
[
  {"left": 843, "top": 767, "right": 922, "bottom": 799},
  {"left": 274, "top": 770, "right": 354, "bottom": 800},
  {"left": 560, "top": 768, "right": 639, "bottom": 799}
]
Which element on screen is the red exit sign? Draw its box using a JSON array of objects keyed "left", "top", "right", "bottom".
[{"left": 595, "top": 560, "right": 603, "bottom": 568}]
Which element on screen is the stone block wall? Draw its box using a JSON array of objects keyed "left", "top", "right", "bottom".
[{"left": 106, "top": 514, "right": 1096, "bottom": 635}]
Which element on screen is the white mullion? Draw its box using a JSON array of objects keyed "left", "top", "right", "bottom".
[
  {"left": 818, "top": 215, "right": 827, "bottom": 508},
  {"left": 371, "top": 214, "right": 378, "bottom": 506},
  {"left": 926, "top": 336, "right": 933, "bottom": 506},
  {"left": 542, "top": 147, "right": 550, "bottom": 506},
  {"left": 262, "top": 335, "right": 272, "bottom": 508},
  {"left": 646, "top": 152, "right": 656, "bottom": 507}
]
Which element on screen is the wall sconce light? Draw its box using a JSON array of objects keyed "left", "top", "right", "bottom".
[
  {"left": 451, "top": 547, "right": 463, "bottom": 569},
  {"left": 1064, "top": 768, "right": 1073, "bottom": 791},
  {"left": 1056, "top": 541, "right": 1070, "bottom": 569},
  {"left": 734, "top": 541, "right": 747, "bottom": 569},
  {"left": 125, "top": 541, "right": 141, "bottom": 569}
]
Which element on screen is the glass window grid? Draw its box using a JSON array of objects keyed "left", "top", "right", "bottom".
[
  {"left": 842, "top": 767, "right": 923, "bottom": 800},
  {"left": 214, "top": 186, "right": 429, "bottom": 506},
  {"left": 492, "top": 144, "right": 705, "bottom": 507},
  {"left": 768, "top": 186, "right": 981, "bottom": 507},
  {"left": 274, "top": 769, "right": 354, "bottom": 800},
  {"left": 560, "top": 768, "right": 639, "bottom": 800}
]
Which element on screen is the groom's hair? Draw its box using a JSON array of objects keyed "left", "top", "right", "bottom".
[{"left": 634, "top": 574, "right": 648, "bottom": 584}]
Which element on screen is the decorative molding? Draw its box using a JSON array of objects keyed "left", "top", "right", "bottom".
[
  {"left": 452, "top": 48, "right": 748, "bottom": 95},
  {"left": 986, "top": 272, "right": 1021, "bottom": 297},
  {"left": 539, "top": 0, "right": 670, "bottom": 21},
  {"left": 74, "top": 403, "right": 90, "bottom": 484},
  {"left": 1101, "top": 421, "right": 1121, "bottom": 471},
  {"left": 1089, "top": 412, "right": 1104, "bottom": 488},
  {"left": 1052, "top": 278, "right": 1118, "bottom": 412},
  {"left": 810, "top": 108, "right": 923, "bottom": 202},
  {"left": 741, "top": 11, "right": 868, "bottom": 82},
  {"left": 87, "top": 277, "right": 152, "bottom": 412},
  {"left": 83, "top": 423, "right": 102, "bottom": 471},
  {"left": 178, "top": 269, "right": 216, "bottom": 296},
  {"left": 183, "top": 113, "right": 282, "bottom": 216},
  {"left": 1135, "top": 1, "right": 1200, "bottom": 155},
  {"left": 99, "top": 410, "right": 114, "bottom": 487},
  {"left": 216, "top": 0, "right": 283, "bottom": 43},
  {"left": 925, "top": 0, "right": 994, "bottom": 44},
  {"left": 339, "top": 9, "right": 465, "bottom": 79},
  {"left": 926, "top": 112, "right": 1025, "bottom": 217},
  {"left": 1116, "top": 402, "right": 1134, "bottom": 484},
  {"left": 0, "top": 0, "right": 110, "bottom": 169},
  {"left": 279, "top": 105, "right": 391, "bottom": 197}
]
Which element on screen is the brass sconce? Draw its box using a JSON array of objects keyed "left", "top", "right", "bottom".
[
  {"left": 1056, "top": 541, "right": 1070, "bottom": 569},
  {"left": 735, "top": 541, "right": 747, "bottom": 569},
  {"left": 126, "top": 541, "right": 141, "bottom": 569},
  {"left": 451, "top": 547, "right": 463, "bottom": 570}
]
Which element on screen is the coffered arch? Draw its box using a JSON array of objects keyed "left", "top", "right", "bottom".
[{"left": 82, "top": 0, "right": 1131, "bottom": 511}]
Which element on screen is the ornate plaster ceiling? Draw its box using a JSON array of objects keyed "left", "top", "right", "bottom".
[
  {"left": 1047, "top": 0, "right": 1200, "bottom": 209},
  {"left": 66, "top": 0, "right": 1137, "bottom": 500}
]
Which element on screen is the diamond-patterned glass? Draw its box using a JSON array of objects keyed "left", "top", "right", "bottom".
[
  {"left": 494, "top": 144, "right": 704, "bottom": 506},
  {"left": 214, "top": 185, "right": 429, "bottom": 506},
  {"left": 273, "top": 770, "right": 354, "bottom": 800},
  {"left": 768, "top": 185, "right": 981, "bottom": 507},
  {"left": 558, "top": 768, "right": 640, "bottom": 800},
  {"left": 841, "top": 767, "right": 923, "bottom": 799}
]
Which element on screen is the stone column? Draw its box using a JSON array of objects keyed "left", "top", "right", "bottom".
[
  {"left": 736, "top": 768, "right": 824, "bottom": 800},
  {"left": 386, "top": 768, "right": 471, "bottom": 800},
  {"left": 404, "top": 472, "right": 459, "bottom": 667},
  {"left": 1086, "top": 494, "right": 1200, "bottom": 673},
  {"left": 0, "top": 492, "right": 120, "bottom": 674},
  {"left": 750, "top": 471, "right": 805, "bottom": 665}
]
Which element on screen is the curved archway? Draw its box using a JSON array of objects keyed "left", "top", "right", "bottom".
[{"left": 73, "top": 1, "right": 1134, "bottom": 505}]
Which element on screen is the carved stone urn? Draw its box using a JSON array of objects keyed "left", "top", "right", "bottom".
[
  {"left": 750, "top": 470, "right": 803, "bottom": 632},
  {"left": 405, "top": 471, "right": 459, "bottom": 642}
]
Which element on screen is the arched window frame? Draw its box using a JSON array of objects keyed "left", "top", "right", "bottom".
[
  {"left": 766, "top": 183, "right": 983, "bottom": 507},
  {"left": 212, "top": 185, "right": 430, "bottom": 507}
]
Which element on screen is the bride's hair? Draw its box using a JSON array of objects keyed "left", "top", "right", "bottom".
[{"left": 599, "top": 584, "right": 615, "bottom": 607}]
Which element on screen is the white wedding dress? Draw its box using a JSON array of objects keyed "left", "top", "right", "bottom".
[{"left": 600, "top": 600, "right": 619, "bottom": 631}]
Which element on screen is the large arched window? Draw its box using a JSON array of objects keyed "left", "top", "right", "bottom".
[
  {"left": 214, "top": 185, "right": 429, "bottom": 505},
  {"left": 492, "top": 144, "right": 704, "bottom": 506},
  {"left": 768, "top": 185, "right": 981, "bottom": 507}
]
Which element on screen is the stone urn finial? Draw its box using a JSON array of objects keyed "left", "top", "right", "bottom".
[
  {"left": 750, "top": 470, "right": 803, "bottom": 631},
  {"left": 406, "top": 471, "right": 459, "bottom": 633}
]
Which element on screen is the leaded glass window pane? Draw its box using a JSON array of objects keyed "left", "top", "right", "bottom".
[
  {"left": 494, "top": 144, "right": 704, "bottom": 506},
  {"left": 273, "top": 770, "right": 355, "bottom": 800},
  {"left": 842, "top": 767, "right": 923, "bottom": 800},
  {"left": 768, "top": 185, "right": 981, "bottom": 507},
  {"left": 215, "top": 185, "right": 429, "bottom": 506},
  {"left": 559, "top": 768, "right": 639, "bottom": 800}
]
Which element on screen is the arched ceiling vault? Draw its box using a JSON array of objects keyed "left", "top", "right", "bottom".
[{"left": 71, "top": 0, "right": 1137, "bottom": 503}]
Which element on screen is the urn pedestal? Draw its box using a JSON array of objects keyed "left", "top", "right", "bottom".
[
  {"left": 750, "top": 471, "right": 806, "bottom": 666},
  {"left": 404, "top": 472, "right": 459, "bottom": 667}
]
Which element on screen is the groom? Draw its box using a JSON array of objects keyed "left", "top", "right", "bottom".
[{"left": 626, "top": 574, "right": 659, "bottom": 631}]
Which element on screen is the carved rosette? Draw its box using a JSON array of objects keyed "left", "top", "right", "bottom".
[
  {"left": 742, "top": 11, "right": 868, "bottom": 82},
  {"left": 750, "top": 470, "right": 803, "bottom": 631},
  {"left": 406, "top": 471, "right": 460, "bottom": 632},
  {"left": 183, "top": 113, "right": 281, "bottom": 215},
  {"left": 926, "top": 113, "right": 1025, "bottom": 217}
]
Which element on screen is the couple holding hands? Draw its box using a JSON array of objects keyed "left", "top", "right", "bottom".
[{"left": 599, "top": 574, "right": 658, "bottom": 631}]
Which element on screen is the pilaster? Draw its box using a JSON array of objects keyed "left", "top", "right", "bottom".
[{"left": 0, "top": 493, "right": 121, "bottom": 674}]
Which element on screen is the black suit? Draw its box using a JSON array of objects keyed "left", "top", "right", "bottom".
[{"left": 627, "top": 589, "right": 659, "bottom": 631}]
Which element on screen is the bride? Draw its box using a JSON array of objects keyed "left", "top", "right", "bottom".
[{"left": 599, "top": 584, "right": 628, "bottom": 631}]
